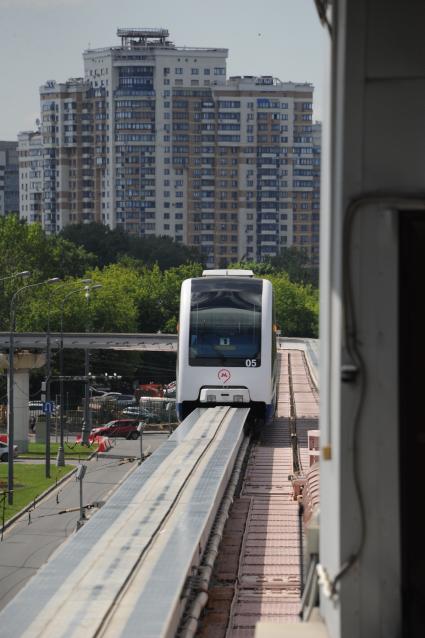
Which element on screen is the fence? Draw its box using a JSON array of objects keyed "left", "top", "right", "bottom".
[{"left": 0, "top": 396, "right": 178, "bottom": 438}]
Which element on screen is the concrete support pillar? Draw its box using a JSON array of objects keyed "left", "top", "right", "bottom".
[{"left": 0, "top": 351, "right": 46, "bottom": 453}]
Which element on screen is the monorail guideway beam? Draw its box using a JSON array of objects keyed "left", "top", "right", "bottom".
[{"left": 0, "top": 406, "right": 250, "bottom": 638}]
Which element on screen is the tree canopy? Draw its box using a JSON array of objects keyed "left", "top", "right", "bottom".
[
  {"left": 0, "top": 216, "right": 319, "bottom": 338},
  {"left": 0, "top": 215, "right": 95, "bottom": 329},
  {"left": 233, "top": 247, "right": 319, "bottom": 286},
  {"left": 60, "top": 222, "right": 203, "bottom": 269}
]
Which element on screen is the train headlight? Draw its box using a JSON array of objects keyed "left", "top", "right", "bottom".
[{"left": 233, "top": 395, "right": 244, "bottom": 403}]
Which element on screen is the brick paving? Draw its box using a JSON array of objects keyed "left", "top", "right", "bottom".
[{"left": 197, "top": 350, "right": 319, "bottom": 638}]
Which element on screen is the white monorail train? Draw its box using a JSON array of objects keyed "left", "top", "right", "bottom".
[{"left": 176, "top": 269, "right": 278, "bottom": 425}]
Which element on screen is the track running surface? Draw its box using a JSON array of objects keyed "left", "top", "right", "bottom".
[
  {"left": 196, "top": 350, "right": 319, "bottom": 637},
  {"left": 0, "top": 406, "right": 249, "bottom": 638}
]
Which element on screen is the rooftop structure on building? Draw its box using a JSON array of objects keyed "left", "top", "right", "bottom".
[{"left": 116, "top": 28, "right": 173, "bottom": 48}]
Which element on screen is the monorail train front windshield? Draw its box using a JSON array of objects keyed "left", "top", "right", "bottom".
[{"left": 189, "top": 278, "right": 262, "bottom": 367}]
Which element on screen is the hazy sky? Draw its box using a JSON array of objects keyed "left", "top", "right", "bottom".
[{"left": 0, "top": 0, "right": 326, "bottom": 141}]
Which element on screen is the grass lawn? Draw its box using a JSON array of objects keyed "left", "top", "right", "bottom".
[
  {"left": 21, "top": 442, "right": 98, "bottom": 460},
  {"left": 0, "top": 464, "right": 74, "bottom": 523}
]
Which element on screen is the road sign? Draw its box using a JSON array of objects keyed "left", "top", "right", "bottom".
[{"left": 42, "top": 401, "right": 54, "bottom": 414}]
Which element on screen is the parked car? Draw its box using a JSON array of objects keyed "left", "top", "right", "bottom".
[
  {"left": 139, "top": 397, "right": 177, "bottom": 422},
  {"left": 114, "top": 394, "right": 137, "bottom": 407},
  {"left": 163, "top": 381, "right": 176, "bottom": 398},
  {"left": 0, "top": 440, "right": 18, "bottom": 462},
  {"left": 121, "top": 406, "right": 162, "bottom": 422},
  {"left": 90, "top": 419, "right": 142, "bottom": 440},
  {"left": 90, "top": 393, "right": 136, "bottom": 410}
]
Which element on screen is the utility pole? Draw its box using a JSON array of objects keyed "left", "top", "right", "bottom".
[
  {"left": 44, "top": 280, "right": 61, "bottom": 477},
  {"left": 7, "top": 310, "right": 15, "bottom": 506},
  {"left": 56, "top": 282, "right": 92, "bottom": 467},
  {"left": 7, "top": 276, "right": 58, "bottom": 505},
  {"left": 45, "top": 323, "right": 51, "bottom": 478},
  {"left": 81, "top": 284, "right": 102, "bottom": 445}
]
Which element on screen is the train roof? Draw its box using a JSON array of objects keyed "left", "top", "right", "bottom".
[{"left": 202, "top": 269, "right": 254, "bottom": 277}]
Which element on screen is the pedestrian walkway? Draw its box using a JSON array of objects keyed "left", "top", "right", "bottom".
[{"left": 0, "top": 433, "right": 168, "bottom": 612}]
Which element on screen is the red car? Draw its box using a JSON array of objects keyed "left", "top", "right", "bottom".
[{"left": 90, "top": 419, "right": 141, "bottom": 440}]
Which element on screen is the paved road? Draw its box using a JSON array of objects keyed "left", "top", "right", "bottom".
[{"left": 0, "top": 432, "right": 168, "bottom": 612}]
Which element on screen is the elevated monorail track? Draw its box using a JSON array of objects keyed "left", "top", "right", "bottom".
[
  {"left": 0, "top": 406, "right": 250, "bottom": 638},
  {"left": 0, "top": 343, "right": 319, "bottom": 637},
  {"left": 194, "top": 349, "right": 319, "bottom": 637}
]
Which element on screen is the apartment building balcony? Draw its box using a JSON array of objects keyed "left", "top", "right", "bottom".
[
  {"left": 259, "top": 196, "right": 279, "bottom": 203},
  {"left": 258, "top": 163, "right": 278, "bottom": 170},
  {"left": 113, "top": 88, "right": 155, "bottom": 97},
  {"left": 258, "top": 206, "right": 278, "bottom": 216},
  {"left": 259, "top": 172, "right": 278, "bottom": 179},
  {"left": 43, "top": 210, "right": 57, "bottom": 220}
]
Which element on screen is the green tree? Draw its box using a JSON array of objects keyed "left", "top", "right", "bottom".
[
  {"left": 60, "top": 223, "right": 129, "bottom": 268},
  {"left": 231, "top": 249, "right": 319, "bottom": 286},
  {"left": 13, "top": 261, "right": 204, "bottom": 335},
  {"left": 133, "top": 262, "right": 202, "bottom": 333},
  {"left": 60, "top": 222, "right": 204, "bottom": 270},
  {"left": 228, "top": 260, "right": 277, "bottom": 276},
  {"left": 0, "top": 215, "right": 94, "bottom": 281},
  {"left": 226, "top": 260, "right": 319, "bottom": 336},
  {"left": 270, "top": 247, "right": 319, "bottom": 286},
  {"left": 128, "top": 235, "right": 203, "bottom": 270},
  {"left": 16, "top": 266, "right": 140, "bottom": 334},
  {"left": 0, "top": 216, "right": 95, "bottom": 329},
  {"left": 267, "top": 272, "right": 319, "bottom": 337}
]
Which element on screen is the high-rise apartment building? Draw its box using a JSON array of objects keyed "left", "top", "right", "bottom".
[
  {"left": 311, "top": 121, "right": 321, "bottom": 267},
  {"left": 0, "top": 141, "right": 19, "bottom": 216},
  {"left": 18, "top": 131, "right": 43, "bottom": 224},
  {"left": 19, "top": 28, "right": 318, "bottom": 266}
]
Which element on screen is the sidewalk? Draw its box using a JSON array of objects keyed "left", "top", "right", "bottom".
[{"left": 0, "top": 432, "right": 168, "bottom": 612}]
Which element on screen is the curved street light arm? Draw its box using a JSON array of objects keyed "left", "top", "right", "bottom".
[{"left": 0, "top": 270, "right": 31, "bottom": 284}]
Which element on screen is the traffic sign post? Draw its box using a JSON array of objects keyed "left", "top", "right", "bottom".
[{"left": 42, "top": 401, "right": 54, "bottom": 414}]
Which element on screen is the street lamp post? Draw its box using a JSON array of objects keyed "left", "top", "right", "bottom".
[
  {"left": 7, "top": 277, "right": 58, "bottom": 505},
  {"left": 81, "top": 285, "right": 102, "bottom": 446},
  {"left": 44, "top": 279, "right": 61, "bottom": 479},
  {"left": 56, "top": 281, "right": 92, "bottom": 467}
]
